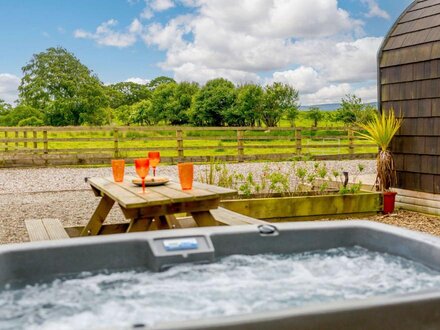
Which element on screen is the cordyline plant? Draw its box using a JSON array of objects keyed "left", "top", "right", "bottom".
[{"left": 357, "top": 109, "right": 403, "bottom": 192}]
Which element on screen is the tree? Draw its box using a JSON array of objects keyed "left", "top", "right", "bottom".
[
  {"left": 150, "top": 82, "right": 177, "bottom": 125},
  {"left": 166, "top": 82, "right": 199, "bottom": 125},
  {"left": 18, "top": 116, "right": 44, "bottom": 127},
  {"left": 191, "top": 78, "right": 236, "bottom": 126},
  {"left": 0, "top": 99, "right": 11, "bottom": 116},
  {"left": 335, "top": 94, "right": 377, "bottom": 126},
  {"left": 106, "top": 82, "right": 151, "bottom": 109},
  {"left": 114, "top": 105, "right": 134, "bottom": 125},
  {"left": 130, "top": 99, "right": 161, "bottom": 125},
  {"left": 18, "top": 47, "right": 108, "bottom": 126},
  {"left": 261, "top": 83, "right": 299, "bottom": 127},
  {"left": 0, "top": 105, "right": 43, "bottom": 126},
  {"left": 224, "top": 84, "right": 263, "bottom": 127},
  {"left": 148, "top": 76, "right": 176, "bottom": 90},
  {"left": 305, "top": 107, "right": 324, "bottom": 127}
]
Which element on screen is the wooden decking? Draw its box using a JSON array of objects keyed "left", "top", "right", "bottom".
[{"left": 25, "top": 207, "right": 268, "bottom": 242}]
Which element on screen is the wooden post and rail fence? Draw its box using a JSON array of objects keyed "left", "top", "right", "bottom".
[{"left": 0, "top": 126, "right": 377, "bottom": 167}]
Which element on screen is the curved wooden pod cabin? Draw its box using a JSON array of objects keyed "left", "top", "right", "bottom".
[{"left": 379, "top": 0, "right": 440, "bottom": 193}]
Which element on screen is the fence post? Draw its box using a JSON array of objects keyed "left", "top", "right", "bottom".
[
  {"left": 348, "top": 129, "right": 354, "bottom": 155},
  {"left": 176, "top": 129, "right": 184, "bottom": 162},
  {"left": 4, "top": 131, "right": 7, "bottom": 152},
  {"left": 23, "top": 131, "right": 28, "bottom": 149},
  {"left": 237, "top": 129, "right": 244, "bottom": 162},
  {"left": 15, "top": 131, "right": 18, "bottom": 149},
  {"left": 295, "top": 128, "right": 302, "bottom": 156},
  {"left": 43, "top": 130, "right": 48, "bottom": 154},
  {"left": 33, "top": 130, "right": 37, "bottom": 151},
  {"left": 113, "top": 128, "right": 119, "bottom": 158}
]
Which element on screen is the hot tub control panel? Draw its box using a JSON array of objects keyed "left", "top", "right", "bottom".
[
  {"left": 150, "top": 235, "right": 215, "bottom": 271},
  {"left": 162, "top": 238, "right": 199, "bottom": 251},
  {"left": 152, "top": 235, "right": 213, "bottom": 256}
]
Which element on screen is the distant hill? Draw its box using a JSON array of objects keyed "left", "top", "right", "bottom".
[{"left": 300, "top": 102, "right": 377, "bottom": 111}]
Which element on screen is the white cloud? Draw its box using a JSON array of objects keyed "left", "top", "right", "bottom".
[
  {"left": 297, "top": 82, "right": 377, "bottom": 105},
  {"left": 0, "top": 73, "right": 20, "bottom": 104},
  {"left": 150, "top": 0, "right": 175, "bottom": 11},
  {"left": 361, "top": 0, "right": 390, "bottom": 19},
  {"left": 173, "top": 63, "right": 260, "bottom": 85},
  {"left": 141, "top": 0, "right": 368, "bottom": 87},
  {"left": 301, "top": 83, "right": 351, "bottom": 105},
  {"left": 290, "top": 37, "right": 382, "bottom": 83},
  {"left": 74, "top": 19, "right": 141, "bottom": 48},
  {"left": 140, "top": 8, "right": 154, "bottom": 19},
  {"left": 270, "top": 66, "right": 325, "bottom": 94},
  {"left": 125, "top": 77, "right": 150, "bottom": 84}
]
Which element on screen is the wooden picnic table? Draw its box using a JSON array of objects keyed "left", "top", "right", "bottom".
[{"left": 80, "top": 176, "right": 238, "bottom": 236}]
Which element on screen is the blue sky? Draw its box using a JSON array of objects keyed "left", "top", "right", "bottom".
[{"left": 0, "top": 0, "right": 413, "bottom": 105}]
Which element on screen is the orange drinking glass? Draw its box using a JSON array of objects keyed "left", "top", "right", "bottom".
[
  {"left": 135, "top": 158, "right": 150, "bottom": 193},
  {"left": 178, "top": 162, "right": 193, "bottom": 190},
  {"left": 148, "top": 151, "right": 160, "bottom": 177},
  {"left": 111, "top": 159, "right": 125, "bottom": 182}
]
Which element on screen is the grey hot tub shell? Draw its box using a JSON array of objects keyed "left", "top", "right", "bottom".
[{"left": 1, "top": 220, "right": 440, "bottom": 329}]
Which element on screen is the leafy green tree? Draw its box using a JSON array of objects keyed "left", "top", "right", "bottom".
[
  {"left": 335, "top": 94, "right": 378, "bottom": 126},
  {"left": 305, "top": 107, "right": 324, "bottom": 127},
  {"left": 224, "top": 84, "right": 263, "bottom": 127},
  {"left": 18, "top": 116, "right": 44, "bottom": 127},
  {"left": 0, "top": 99, "right": 11, "bottom": 116},
  {"left": 358, "top": 104, "right": 378, "bottom": 124},
  {"left": 18, "top": 47, "right": 107, "bottom": 126},
  {"left": 191, "top": 78, "right": 236, "bottom": 126},
  {"left": 130, "top": 99, "right": 160, "bottom": 125},
  {"left": 114, "top": 105, "right": 134, "bottom": 125},
  {"left": 148, "top": 76, "right": 176, "bottom": 90},
  {"left": 0, "top": 105, "right": 43, "bottom": 126},
  {"left": 106, "top": 82, "right": 151, "bottom": 109},
  {"left": 261, "top": 83, "right": 299, "bottom": 127},
  {"left": 166, "top": 82, "right": 199, "bottom": 125},
  {"left": 150, "top": 82, "right": 177, "bottom": 125}
]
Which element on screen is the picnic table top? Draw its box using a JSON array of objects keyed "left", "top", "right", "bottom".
[{"left": 88, "top": 176, "right": 237, "bottom": 209}]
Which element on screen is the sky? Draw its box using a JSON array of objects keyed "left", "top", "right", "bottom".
[{"left": 0, "top": 0, "right": 413, "bottom": 105}]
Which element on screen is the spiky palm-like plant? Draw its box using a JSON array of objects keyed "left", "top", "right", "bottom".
[{"left": 357, "top": 110, "right": 403, "bottom": 191}]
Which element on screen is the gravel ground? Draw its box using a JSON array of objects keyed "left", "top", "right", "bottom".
[{"left": 1, "top": 160, "right": 439, "bottom": 245}]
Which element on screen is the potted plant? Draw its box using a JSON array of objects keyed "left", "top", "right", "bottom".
[{"left": 357, "top": 109, "right": 403, "bottom": 214}]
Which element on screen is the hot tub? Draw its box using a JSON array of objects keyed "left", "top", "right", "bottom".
[{"left": 1, "top": 220, "right": 440, "bottom": 330}]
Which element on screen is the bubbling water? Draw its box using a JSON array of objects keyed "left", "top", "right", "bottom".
[{"left": 1, "top": 246, "right": 440, "bottom": 330}]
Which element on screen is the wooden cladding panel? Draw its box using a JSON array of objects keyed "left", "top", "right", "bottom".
[
  {"left": 396, "top": 117, "right": 440, "bottom": 136},
  {"left": 404, "top": 154, "right": 421, "bottom": 172},
  {"left": 412, "top": 0, "right": 440, "bottom": 11},
  {"left": 391, "top": 136, "right": 425, "bottom": 154},
  {"left": 382, "top": 80, "right": 440, "bottom": 102},
  {"left": 401, "top": 4, "right": 440, "bottom": 23},
  {"left": 393, "top": 14, "right": 440, "bottom": 36},
  {"left": 385, "top": 26, "right": 440, "bottom": 51},
  {"left": 381, "top": 60, "right": 440, "bottom": 84},
  {"left": 380, "top": 43, "right": 434, "bottom": 68}
]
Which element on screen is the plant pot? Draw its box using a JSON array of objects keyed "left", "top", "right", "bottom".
[{"left": 383, "top": 191, "right": 397, "bottom": 214}]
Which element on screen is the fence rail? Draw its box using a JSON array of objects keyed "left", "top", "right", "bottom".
[{"left": 0, "top": 126, "right": 377, "bottom": 167}]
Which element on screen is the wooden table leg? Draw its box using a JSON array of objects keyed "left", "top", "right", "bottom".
[
  {"left": 163, "top": 215, "right": 182, "bottom": 229},
  {"left": 191, "top": 210, "right": 218, "bottom": 227},
  {"left": 80, "top": 195, "right": 115, "bottom": 236},
  {"left": 127, "top": 217, "right": 154, "bottom": 232}
]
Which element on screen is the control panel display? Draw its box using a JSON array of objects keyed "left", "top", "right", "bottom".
[{"left": 163, "top": 238, "right": 199, "bottom": 251}]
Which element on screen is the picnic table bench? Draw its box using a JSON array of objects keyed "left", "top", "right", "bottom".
[{"left": 25, "top": 176, "right": 268, "bottom": 241}]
